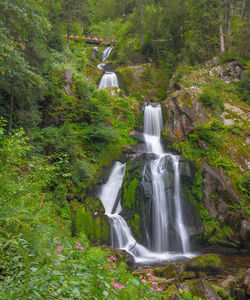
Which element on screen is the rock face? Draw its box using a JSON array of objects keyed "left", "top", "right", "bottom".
[
  {"left": 163, "top": 87, "right": 206, "bottom": 141},
  {"left": 213, "top": 61, "right": 244, "bottom": 82},
  {"left": 202, "top": 161, "right": 240, "bottom": 217}
]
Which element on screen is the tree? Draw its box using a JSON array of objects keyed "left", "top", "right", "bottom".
[
  {"left": 139, "top": 0, "right": 144, "bottom": 46},
  {"left": 60, "top": 0, "right": 89, "bottom": 48},
  {"left": 0, "top": 0, "right": 48, "bottom": 131}
]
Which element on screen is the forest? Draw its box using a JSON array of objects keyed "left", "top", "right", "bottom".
[{"left": 0, "top": 0, "right": 249, "bottom": 299}]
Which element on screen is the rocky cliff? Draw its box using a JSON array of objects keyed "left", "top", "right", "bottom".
[{"left": 162, "top": 60, "right": 250, "bottom": 251}]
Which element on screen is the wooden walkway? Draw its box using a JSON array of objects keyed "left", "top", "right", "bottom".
[{"left": 67, "top": 35, "right": 116, "bottom": 45}]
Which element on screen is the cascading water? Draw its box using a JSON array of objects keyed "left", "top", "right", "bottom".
[
  {"left": 99, "top": 72, "right": 119, "bottom": 89},
  {"left": 98, "top": 46, "right": 119, "bottom": 89},
  {"left": 144, "top": 104, "right": 190, "bottom": 253},
  {"left": 98, "top": 103, "right": 194, "bottom": 265},
  {"left": 102, "top": 46, "right": 113, "bottom": 62}
]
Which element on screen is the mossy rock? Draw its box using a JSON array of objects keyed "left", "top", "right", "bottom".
[
  {"left": 154, "top": 262, "right": 185, "bottom": 280},
  {"left": 181, "top": 271, "right": 196, "bottom": 281},
  {"left": 185, "top": 254, "right": 223, "bottom": 275},
  {"left": 71, "top": 198, "right": 109, "bottom": 245}
]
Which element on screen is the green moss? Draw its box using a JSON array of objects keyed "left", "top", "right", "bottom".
[
  {"left": 123, "top": 177, "right": 139, "bottom": 209},
  {"left": 186, "top": 254, "right": 222, "bottom": 274},
  {"left": 184, "top": 92, "right": 192, "bottom": 108}
]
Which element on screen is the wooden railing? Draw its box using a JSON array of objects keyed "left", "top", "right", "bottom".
[{"left": 67, "top": 35, "right": 116, "bottom": 45}]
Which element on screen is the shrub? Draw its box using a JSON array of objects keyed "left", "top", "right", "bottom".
[
  {"left": 199, "top": 89, "right": 224, "bottom": 113},
  {"left": 236, "top": 69, "right": 250, "bottom": 105}
]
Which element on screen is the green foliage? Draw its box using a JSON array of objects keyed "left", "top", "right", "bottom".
[
  {"left": 123, "top": 178, "right": 139, "bottom": 209},
  {"left": 181, "top": 290, "right": 203, "bottom": 300},
  {"left": 237, "top": 173, "right": 250, "bottom": 201},
  {"left": 199, "top": 89, "right": 224, "bottom": 113},
  {"left": 236, "top": 69, "right": 250, "bottom": 105},
  {"left": 220, "top": 52, "right": 247, "bottom": 64},
  {"left": 0, "top": 236, "right": 153, "bottom": 299}
]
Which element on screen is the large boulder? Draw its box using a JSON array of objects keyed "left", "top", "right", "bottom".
[
  {"left": 163, "top": 87, "right": 206, "bottom": 142},
  {"left": 185, "top": 254, "right": 223, "bottom": 275}
]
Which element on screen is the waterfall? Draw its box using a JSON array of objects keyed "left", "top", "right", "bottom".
[
  {"left": 99, "top": 72, "right": 119, "bottom": 89},
  {"left": 98, "top": 46, "right": 119, "bottom": 89},
  {"left": 98, "top": 103, "right": 194, "bottom": 265},
  {"left": 144, "top": 104, "right": 190, "bottom": 253},
  {"left": 102, "top": 46, "right": 113, "bottom": 62}
]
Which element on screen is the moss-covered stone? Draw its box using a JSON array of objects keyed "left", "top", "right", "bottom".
[
  {"left": 71, "top": 198, "right": 109, "bottom": 245},
  {"left": 185, "top": 254, "right": 223, "bottom": 275}
]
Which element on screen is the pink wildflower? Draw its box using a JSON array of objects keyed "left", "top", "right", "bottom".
[
  {"left": 211, "top": 298, "right": 215, "bottom": 300},
  {"left": 150, "top": 285, "right": 155, "bottom": 291},
  {"left": 113, "top": 282, "right": 118, "bottom": 288},
  {"left": 108, "top": 264, "right": 112, "bottom": 269},
  {"left": 157, "top": 286, "right": 162, "bottom": 291},
  {"left": 113, "top": 264, "right": 117, "bottom": 269},
  {"left": 141, "top": 276, "right": 147, "bottom": 283},
  {"left": 113, "top": 256, "right": 117, "bottom": 260},
  {"left": 152, "top": 280, "right": 158, "bottom": 285},
  {"left": 54, "top": 292, "right": 58, "bottom": 296},
  {"left": 147, "top": 269, "right": 152, "bottom": 276},
  {"left": 56, "top": 241, "right": 60, "bottom": 245},
  {"left": 108, "top": 257, "right": 112, "bottom": 261}
]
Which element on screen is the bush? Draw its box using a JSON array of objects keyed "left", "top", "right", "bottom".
[
  {"left": 237, "top": 172, "right": 250, "bottom": 201},
  {"left": 236, "top": 69, "right": 250, "bottom": 105},
  {"left": 199, "top": 89, "right": 224, "bottom": 113}
]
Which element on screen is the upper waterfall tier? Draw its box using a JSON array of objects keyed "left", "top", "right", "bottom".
[
  {"left": 143, "top": 104, "right": 164, "bottom": 154},
  {"left": 143, "top": 104, "right": 163, "bottom": 137},
  {"left": 102, "top": 46, "right": 113, "bottom": 61}
]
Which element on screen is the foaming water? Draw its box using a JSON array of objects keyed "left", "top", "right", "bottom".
[{"left": 99, "top": 72, "right": 119, "bottom": 89}]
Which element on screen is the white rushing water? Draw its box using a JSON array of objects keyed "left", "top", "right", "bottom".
[
  {"left": 99, "top": 72, "right": 119, "bottom": 89},
  {"left": 98, "top": 103, "right": 194, "bottom": 264},
  {"left": 102, "top": 46, "right": 113, "bottom": 61},
  {"left": 98, "top": 46, "right": 119, "bottom": 90}
]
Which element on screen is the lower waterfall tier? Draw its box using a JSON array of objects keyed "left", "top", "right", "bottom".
[{"left": 119, "top": 153, "right": 202, "bottom": 251}]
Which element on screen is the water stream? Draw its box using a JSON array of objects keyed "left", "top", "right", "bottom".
[{"left": 98, "top": 103, "right": 195, "bottom": 265}]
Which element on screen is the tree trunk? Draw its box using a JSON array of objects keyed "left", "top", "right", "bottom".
[
  {"left": 224, "top": 0, "right": 231, "bottom": 51},
  {"left": 219, "top": 14, "right": 225, "bottom": 53},
  {"left": 241, "top": 0, "right": 246, "bottom": 17},
  {"left": 67, "top": 22, "right": 70, "bottom": 49},
  {"left": 139, "top": 0, "right": 144, "bottom": 46},
  {"left": 8, "top": 78, "right": 14, "bottom": 133}
]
